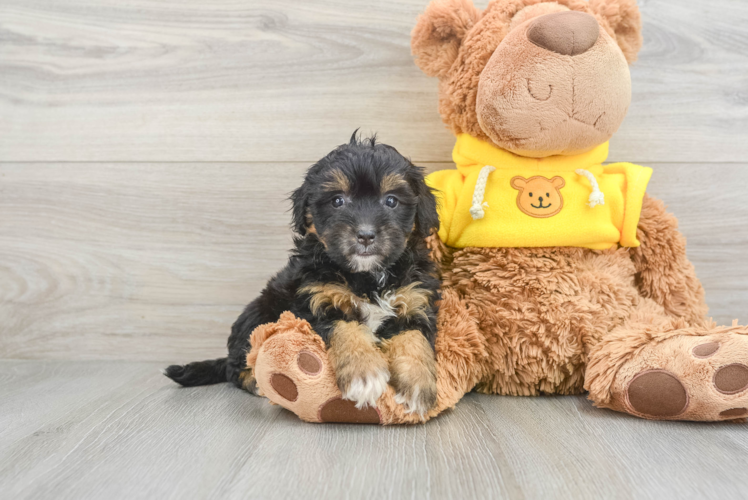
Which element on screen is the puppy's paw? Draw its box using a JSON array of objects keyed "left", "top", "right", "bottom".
[
  {"left": 340, "top": 366, "right": 390, "bottom": 409},
  {"left": 385, "top": 331, "right": 438, "bottom": 417},
  {"left": 329, "top": 321, "right": 390, "bottom": 409},
  {"left": 394, "top": 382, "right": 436, "bottom": 417},
  {"left": 392, "top": 363, "right": 437, "bottom": 417},
  {"left": 238, "top": 368, "right": 261, "bottom": 397}
]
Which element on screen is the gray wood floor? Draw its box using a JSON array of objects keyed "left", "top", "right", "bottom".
[
  {"left": 1, "top": 0, "right": 748, "bottom": 498},
  {"left": 2, "top": 360, "right": 748, "bottom": 500}
]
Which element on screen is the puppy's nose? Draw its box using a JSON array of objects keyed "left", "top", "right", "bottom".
[
  {"left": 357, "top": 230, "right": 376, "bottom": 247},
  {"left": 527, "top": 11, "right": 599, "bottom": 56}
]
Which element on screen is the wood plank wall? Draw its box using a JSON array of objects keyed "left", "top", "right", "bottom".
[{"left": 1, "top": 0, "right": 746, "bottom": 361}]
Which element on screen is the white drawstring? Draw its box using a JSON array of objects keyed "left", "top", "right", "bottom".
[
  {"left": 470, "top": 166, "right": 603, "bottom": 217},
  {"left": 470, "top": 165, "right": 495, "bottom": 220},
  {"left": 576, "top": 169, "right": 605, "bottom": 208}
]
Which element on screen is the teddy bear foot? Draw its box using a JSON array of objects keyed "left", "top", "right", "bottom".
[
  {"left": 601, "top": 323, "right": 748, "bottom": 421},
  {"left": 247, "top": 312, "right": 386, "bottom": 424}
]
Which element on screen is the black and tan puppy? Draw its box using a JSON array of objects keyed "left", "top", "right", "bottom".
[{"left": 165, "top": 134, "right": 441, "bottom": 415}]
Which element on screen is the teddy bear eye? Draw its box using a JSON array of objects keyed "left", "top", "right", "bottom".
[
  {"left": 546, "top": 192, "right": 550, "bottom": 197},
  {"left": 529, "top": 192, "right": 533, "bottom": 197}
]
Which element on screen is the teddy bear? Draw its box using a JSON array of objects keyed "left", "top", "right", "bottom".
[{"left": 245, "top": 0, "right": 748, "bottom": 424}]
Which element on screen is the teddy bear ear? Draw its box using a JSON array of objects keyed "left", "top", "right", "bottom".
[
  {"left": 589, "top": 0, "right": 643, "bottom": 64},
  {"left": 411, "top": 0, "right": 482, "bottom": 78}
]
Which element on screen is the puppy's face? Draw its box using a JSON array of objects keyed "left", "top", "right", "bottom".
[{"left": 292, "top": 136, "right": 438, "bottom": 273}]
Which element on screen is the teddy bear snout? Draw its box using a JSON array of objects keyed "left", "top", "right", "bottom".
[{"left": 526, "top": 11, "right": 599, "bottom": 56}]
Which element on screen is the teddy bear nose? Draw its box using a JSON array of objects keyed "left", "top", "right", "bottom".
[{"left": 526, "top": 11, "right": 599, "bottom": 56}]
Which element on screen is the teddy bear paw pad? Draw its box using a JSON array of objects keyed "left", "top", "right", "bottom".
[
  {"left": 618, "top": 330, "right": 748, "bottom": 421},
  {"left": 252, "top": 328, "right": 342, "bottom": 422},
  {"left": 626, "top": 370, "right": 688, "bottom": 418},
  {"left": 713, "top": 363, "right": 748, "bottom": 394},
  {"left": 252, "top": 323, "right": 389, "bottom": 424},
  {"left": 270, "top": 373, "right": 298, "bottom": 402},
  {"left": 692, "top": 341, "right": 720, "bottom": 358},
  {"left": 318, "top": 397, "right": 381, "bottom": 424},
  {"left": 297, "top": 351, "right": 322, "bottom": 375}
]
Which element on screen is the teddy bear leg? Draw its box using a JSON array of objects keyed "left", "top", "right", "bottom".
[
  {"left": 247, "top": 312, "right": 382, "bottom": 424},
  {"left": 585, "top": 300, "right": 748, "bottom": 421},
  {"left": 248, "top": 289, "right": 487, "bottom": 424}
]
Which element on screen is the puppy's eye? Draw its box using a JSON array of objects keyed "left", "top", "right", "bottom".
[
  {"left": 384, "top": 195, "right": 398, "bottom": 208},
  {"left": 331, "top": 196, "right": 345, "bottom": 208}
]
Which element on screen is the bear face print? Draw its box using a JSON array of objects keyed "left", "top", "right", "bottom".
[{"left": 510, "top": 175, "right": 565, "bottom": 218}]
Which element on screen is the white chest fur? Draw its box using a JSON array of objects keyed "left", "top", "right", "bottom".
[
  {"left": 300, "top": 281, "right": 432, "bottom": 336},
  {"left": 359, "top": 292, "right": 399, "bottom": 334}
]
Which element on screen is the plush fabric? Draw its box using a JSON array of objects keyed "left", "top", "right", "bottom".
[
  {"left": 428, "top": 134, "right": 652, "bottom": 249},
  {"left": 248, "top": 0, "right": 748, "bottom": 424},
  {"left": 475, "top": 11, "right": 632, "bottom": 156},
  {"left": 413, "top": 0, "right": 639, "bottom": 149}
]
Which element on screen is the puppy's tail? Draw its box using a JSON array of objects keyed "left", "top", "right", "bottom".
[{"left": 163, "top": 357, "right": 228, "bottom": 387}]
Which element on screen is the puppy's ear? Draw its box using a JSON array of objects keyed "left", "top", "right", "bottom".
[
  {"left": 407, "top": 166, "right": 440, "bottom": 239},
  {"left": 589, "top": 0, "right": 642, "bottom": 64},
  {"left": 411, "top": 0, "right": 482, "bottom": 78},
  {"left": 290, "top": 181, "right": 311, "bottom": 235}
]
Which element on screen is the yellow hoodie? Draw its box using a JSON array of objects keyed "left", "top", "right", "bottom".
[{"left": 426, "top": 134, "right": 652, "bottom": 250}]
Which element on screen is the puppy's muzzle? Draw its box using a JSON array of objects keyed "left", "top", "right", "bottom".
[
  {"left": 355, "top": 225, "right": 377, "bottom": 254},
  {"left": 357, "top": 228, "right": 376, "bottom": 248}
]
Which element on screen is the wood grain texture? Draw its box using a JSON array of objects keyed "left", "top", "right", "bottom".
[
  {"left": 1, "top": 0, "right": 747, "bottom": 163},
  {"left": 1, "top": 162, "right": 746, "bottom": 361},
  {"left": 0, "top": 163, "right": 303, "bottom": 361},
  {"left": 479, "top": 395, "right": 748, "bottom": 499},
  {"left": 2, "top": 360, "right": 747, "bottom": 500}
]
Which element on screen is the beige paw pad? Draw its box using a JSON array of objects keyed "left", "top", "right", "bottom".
[
  {"left": 250, "top": 314, "right": 391, "bottom": 424},
  {"left": 252, "top": 325, "right": 342, "bottom": 423},
  {"left": 617, "top": 330, "right": 748, "bottom": 421}
]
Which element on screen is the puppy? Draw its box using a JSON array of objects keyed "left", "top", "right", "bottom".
[{"left": 165, "top": 133, "right": 441, "bottom": 415}]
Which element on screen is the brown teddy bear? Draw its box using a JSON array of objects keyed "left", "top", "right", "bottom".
[{"left": 246, "top": 0, "right": 748, "bottom": 424}]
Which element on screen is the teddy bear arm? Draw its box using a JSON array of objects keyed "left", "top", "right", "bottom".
[{"left": 628, "top": 194, "right": 708, "bottom": 325}]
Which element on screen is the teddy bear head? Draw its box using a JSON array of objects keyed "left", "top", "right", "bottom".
[{"left": 412, "top": 0, "right": 642, "bottom": 157}]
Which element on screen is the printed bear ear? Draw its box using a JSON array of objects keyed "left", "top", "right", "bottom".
[
  {"left": 411, "top": 0, "right": 482, "bottom": 78},
  {"left": 551, "top": 176, "right": 566, "bottom": 189},
  {"left": 589, "top": 0, "right": 643, "bottom": 64},
  {"left": 510, "top": 176, "right": 527, "bottom": 190}
]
